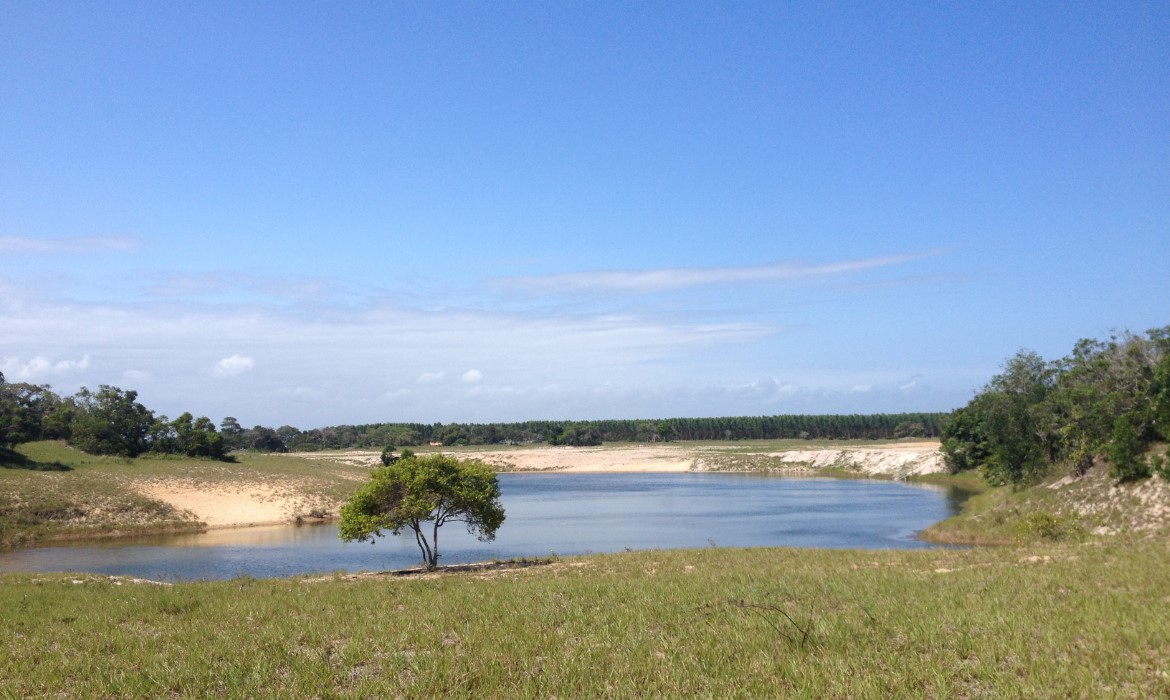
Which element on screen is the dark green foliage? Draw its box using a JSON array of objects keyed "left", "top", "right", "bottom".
[
  {"left": 380, "top": 445, "right": 397, "bottom": 466},
  {"left": 942, "top": 327, "right": 1170, "bottom": 486},
  {"left": 165, "top": 413, "right": 226, "bottom": 459},
  {"left": 1108, "top": 414, "right": 1149, "bottom": 482},
  {"left": 893, "top": 421, "right": 927, "bottom": 438},
  {"left": 0, "top": 380, "right": 62, "bottom": 447},
  {"left": 339, "top": 453, "right": 504, "bottom": 570},
  {"left": 281, "top": 412, "right": 948, "bottom": 452},
  {"left": 1, "top": 378, "right": 231, "bottom": 460},
  {"left": 548, "top": 424, "right": 602, "bottom": 446},
  {"left": 68, "top": 385, "right": 155, "bottom": 457},
  {"left": 219, "top": 416, "right": 244, "bottom": 450},
  {"left": 940, "top": 402, "right": 991, "bottom": 474}
]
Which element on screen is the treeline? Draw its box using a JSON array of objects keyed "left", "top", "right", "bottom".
[
  {"left": 941, "top": 327, "right": 1170, "bottom": 485},
  {"left": 263, "top": 412, "right": 945, "bottom": 451},
  {"left": 2, "top": 373, "right": 944, "bottom": 457},
  {"left": 0, "top": 381, "right": 227, "bottom": 459}
]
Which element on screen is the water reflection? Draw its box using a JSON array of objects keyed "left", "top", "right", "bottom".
[{"left": 0, "top": 473, "right": 967, "bottom": 581}]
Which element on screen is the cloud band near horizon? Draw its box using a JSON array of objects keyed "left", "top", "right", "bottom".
[{"left": 495, "top": 251, "right": 942, "bottom": 294}]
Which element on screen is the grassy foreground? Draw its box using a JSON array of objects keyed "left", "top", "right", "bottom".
[{"left": 3, "top": 541, "right": 1168, "bottom": 698}]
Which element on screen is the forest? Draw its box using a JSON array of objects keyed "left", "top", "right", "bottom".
[
  {"left": 0, "top": 372, "right": 943, "bottom": 457},
  {"left": 942, "top": 327, "right": 1170, "bottom": 485}
]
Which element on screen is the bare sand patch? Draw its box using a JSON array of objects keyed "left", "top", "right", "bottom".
[
  {"left": 761, "top": 445, "right": 945, "bottom": 479},
  {"left": 439, "top": 441, "right": 944, "bottom": 478},
  {"left": 134, "top": 479, "right": 324, "bottom": 528},
  {"left": 471, "top": 445, "right": 696, "bottom": 473}
]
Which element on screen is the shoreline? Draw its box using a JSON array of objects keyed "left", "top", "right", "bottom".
[{"left": 135, "top": 441, "right": 946, "bottom": 531}]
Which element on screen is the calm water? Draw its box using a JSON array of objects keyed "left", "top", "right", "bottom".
[{"left": 0, "top": 473, "right": 968, "bottom": 581}]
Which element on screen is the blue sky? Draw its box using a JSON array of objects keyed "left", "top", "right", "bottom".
[{"left": 2, "top": 1, "right": 1167, "bottom": 428}]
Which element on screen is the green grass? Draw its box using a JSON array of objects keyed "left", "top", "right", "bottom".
[
  {"left": 921, "top": 460, "right": 1170, "bottom": 546},
  {"left": 1, "top": 542, "right": 1166, "bottom": 698}
]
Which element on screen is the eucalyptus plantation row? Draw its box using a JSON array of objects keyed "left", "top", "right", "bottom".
[{"left": 287, "top": 412, "right": 945, "bottom": 451}]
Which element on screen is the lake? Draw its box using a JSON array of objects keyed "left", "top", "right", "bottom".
[{"left": 0, "top": 472, "right": 968, "bottom": 581}]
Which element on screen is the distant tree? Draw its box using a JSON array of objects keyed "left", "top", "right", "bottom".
[
  {"left": 68, "top": 385, "right": 155, "bottom": 457},
  {"left": 275, "top": 425, "right": 301, "bottom": 449},
  {"left": 148, "top": 416, "right": 179, "bottom": 454},
  {"left": 893, "top": 421, "right": 926, "bottom": 438},
  {"left": 0, "top": 381, "right": 61, "bottom": 447},
  {"left": 219, "top": 417, "right": 245, "bottom": 450},
  {"left": 548, "top": 424, "right": 602, "bottom": 446},
  {"left": 389, "top": 426, "right": 421, "bottom": 446},
  {"left": 380, "top": 445, "right": 398, "bottom": 466},
  {"left": 655, "top": 421, "right": 676, "bottom": 443},
  {"left": 245, "top": 425, "right": 287, "bottom": 452},
  {"left": 339, "top": 453, "right": 505, "bottom": 570},
  {"left": 169, "top": 412, "right": 225, "bottom": 458}
]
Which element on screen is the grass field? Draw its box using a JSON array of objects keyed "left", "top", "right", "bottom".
[{"left": 2, "top": 541, "right": 1167, "bottom": 698}]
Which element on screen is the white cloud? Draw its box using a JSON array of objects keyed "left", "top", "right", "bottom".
[
  {"left": 417, "top": 371, "right": 446, "bottom": 384},
  {"left": 1, "top": 354, "right": 90, "bottom": 381},
  {"left": 496, "top": 252, "right": 940, "bottom": 294},
  {"left": 851, "top": 384, "right": 873, "bottom": 393},
  {"left": 213, "top": 354, "right": 255, "bottom": 376},
  {"left": 0, "top": 235, "right": 140, "bottom": 255},
  {"left": 461, "top": 369, "right": 483, "bottom": 384}
]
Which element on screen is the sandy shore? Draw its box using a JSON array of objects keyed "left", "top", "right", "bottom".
[
  {"left": 473, "top": 445, "right": 698, "bottom": 472},
  {"left": 134, "top": 478, "right": 332, "bottom": 530},
  {"left": 134, "top": 442, "right": 944, "bottom": 530}
]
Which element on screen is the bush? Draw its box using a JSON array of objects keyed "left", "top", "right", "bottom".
[{"left": 1108, "top": 414, "right": 1150, "bottom": 482}]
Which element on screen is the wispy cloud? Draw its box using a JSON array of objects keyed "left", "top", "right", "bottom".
[
  {"left": 144, "top": 272, "right": 329, "bottom": 301},
  {"left": 495, "top": 252, "right": 941, "bottom": 294},
  {"left": 0, "top": 235, "right": 141, "bottom": 255}
]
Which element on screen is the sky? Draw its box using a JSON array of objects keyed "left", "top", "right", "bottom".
[{"left": 2, "top": 1, "right": 1168, "bottom": 429}]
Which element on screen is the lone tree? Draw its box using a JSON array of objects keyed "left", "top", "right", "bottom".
[{"left": 339, "top": 453, "right": 505, "bottom": 570}]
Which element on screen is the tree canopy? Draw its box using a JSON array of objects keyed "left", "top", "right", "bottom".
[
  {"left": 338, "top": 453, "right": 505, "bottom": 570},
  {"left": 0, "top": 378, "right": 229, "bottom": 460},
  {"left": 942, "top": 327, "right": 1170, "bottom": 485}
]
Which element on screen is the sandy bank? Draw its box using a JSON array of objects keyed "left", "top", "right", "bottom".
[
  {"left": 473, "top": 445, "right": 697, "bottom": 473},
  {"left": 471, "top": 442, "right": 944, "bottom": 479},
  {"left": 759, "top": 446, "right": 945, "bottom": 480},
  {"left": 134, "top": 479, "right": 330, "bottom": 529}
]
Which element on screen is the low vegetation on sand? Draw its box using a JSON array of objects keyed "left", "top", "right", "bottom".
[
  {"left": 0, "top": 441, "right": 370, "bottom": 548},
  {"left": 2, "top": 541, "right": 1167, "bottom": 697}
]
